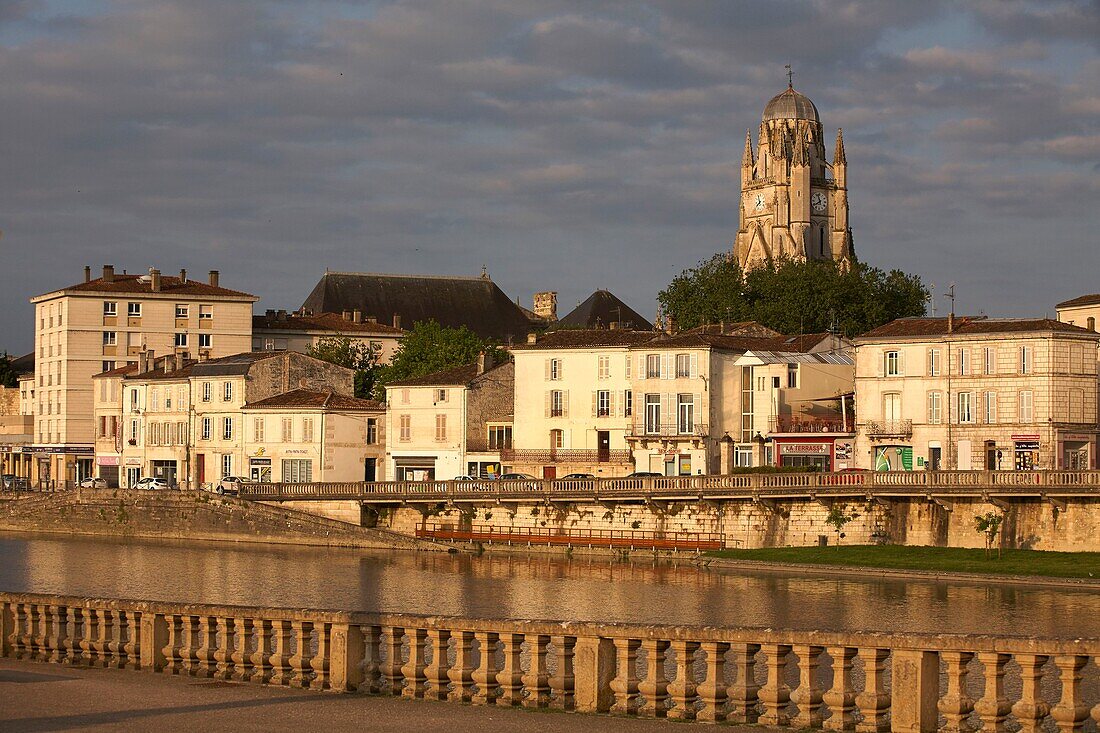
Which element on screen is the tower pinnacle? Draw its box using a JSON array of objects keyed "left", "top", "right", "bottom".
[{"left": 834, "top": 128, "right": 847, "bottom": 166}]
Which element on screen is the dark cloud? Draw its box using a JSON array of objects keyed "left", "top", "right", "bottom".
[{"left": 1, "top": 0, "right": 1099, "bottom": 351}]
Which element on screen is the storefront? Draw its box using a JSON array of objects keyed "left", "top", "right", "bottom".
[
  {"left": 777, "top": 441, "right": 834, "bottom": 472},
  {"left": 249, "top": 457, "right": 272, "bottom": 483},
  {"left": 150, "top": 460, "right": 179, "bottom": 486},
  {"left": 1059, "top": 433, "right": 1093, "bottom": 470},
  {"left": 97, "top": 455, "right": 120, "bottom": 487},
  {"left": 874, "top": 445, "right": 913, "bottom": 472},
  {"left": 646, "top": 451, "right": 695, "bottom": 476},
  {"left": 1013, "top": 436, "right": 1040, "bottom": 471},
  {"left": 394, "top": 458, "right": 437, "bottom": 481},
  {"left": 466, "top": 461, "right": 501, "bottom": 479}
]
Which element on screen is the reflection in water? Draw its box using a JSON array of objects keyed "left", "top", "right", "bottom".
[{"left": 0, "top": 533, "right": 1096, "bottom": 638}]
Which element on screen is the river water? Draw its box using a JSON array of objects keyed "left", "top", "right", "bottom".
[{"left": 0, "top": 533, "right": 1096, "bottom": 638}]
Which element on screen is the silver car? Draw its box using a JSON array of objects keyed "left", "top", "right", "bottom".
[
  {"left": 132, "top": 477, "right": 171, "bottom": 490},
  {"left": 78, "top": 477, "right": 108, "bottom": 488}
]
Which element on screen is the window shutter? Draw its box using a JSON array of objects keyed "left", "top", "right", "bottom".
[
  {"left": 591, "top": 391, "right": 598, "bottom": 417},
  {"left": 562, "top": 392, "right": 570, "bottom": 418},
  {"left": 875, "top": 351, "right": 885, "bottom": 378},
  {"left": 638, "top": 355, "right": 645, "bottom": 380},
  {"left": 663, "top": 393, "right": 673, "bottom": 427},
  {"left": 612, "top": 390, "right": 620, "bottom": 417},
  {"left": 544, "top": 391, "right": 551, "bottom": 418},
  {"left": 690, "top": 353, "right": 699, "bottom": 379},
  {"left": 625, "top": 355, "right": 632, "bottom": 379},
  {"left": 558, "top": 360, "right": 564, "bottom": 380},
  {"left": 897, "top": 351, "right": 905, "bottom": 376},
  {"left": 545, "top": 358, "right": 551, "bottom": 381}
]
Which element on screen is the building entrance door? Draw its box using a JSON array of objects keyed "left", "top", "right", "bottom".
[
  {"left": 364, "top": 458, "right": 377, "bottom": 482},
  {"left": 126, "top": 467, "right": 141, "bottom": 488},
  {"left": 928, "top": 446, "right": 941, "bottom": 471},
  {"left": 597, "top": 431, "right": 610, "bottom": 462}
]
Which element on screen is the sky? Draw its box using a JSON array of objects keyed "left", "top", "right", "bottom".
[{"left": 1, "top": 0, "right": 1099, "bottom": 353}]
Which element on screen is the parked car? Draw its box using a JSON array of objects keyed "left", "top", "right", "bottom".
[
  {"left": 78, "top": 477, "right": 107, "bottom": 488},
  {"left": 216, "top": 476, "right": 249, "bottom": 495},
  {"left": 132, "top": 477, "right": 171, "bottom": 491},
  {"left": 499, "top": 472, "right": 537, "bottom": 480},
  {"left": 452, "top": 475, "right": 479, "bottom": 481},
  {"left": 1, "top": 474, "right": 15, "bottom": 491},
  {"left": 626, "top": 471, "right": 662, "bottom": 478},
  {"left": 560, "top": 473, "right": 596, "bottom": 480},
  {"left": 13, "top": 477, "right": 30, "bottom": 491}
]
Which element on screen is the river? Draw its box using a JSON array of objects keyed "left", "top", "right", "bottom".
[{"left": 0, "top": 533, "right": 1096, "bottom": 638}]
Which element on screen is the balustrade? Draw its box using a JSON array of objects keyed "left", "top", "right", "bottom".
[{"left": 2, "top": 593, "right": 1098, "bottom": 731}]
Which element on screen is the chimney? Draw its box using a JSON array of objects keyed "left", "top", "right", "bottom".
[
  {"left": 527, "top": 332, "right": 537, "bottom": 345},
  {"left": 948, "top": 312, "right": 954, "bottom": 334},
  {"left": 208, "top": 270, "right": 219, "bottom": 288},
  {"left": 103, "top": 265, "right": 115, "bottom": 283},
  {"left": 137, "top": 352, "right": 148, "bottom": 374},
  {"left": 175, "top": 353, "right": 184, "bottom": 371},
  {"left": 353, "top": 309, "right": 362, "bottom": 323},
  {"left": 366, "top": 316, "right": 377, "bottom": 324},
  {"left": 533, "top": 291, "right": 558, "bottom": 321},
  {"left": 179, "top": 268, "right": 187, "bottom": 283},
  {"left": 477, "top": 350, "right": 494, "bottom": 375},
  {"left": 342, "top": 310, "right": 352, "bottom": 321},
  {"left": 150, "top": 268, "right": 161, "bottom": 292},
  {"left": 266, "top": 309, "right": 276, "bottom": 319},
  {"left": 164, "top": 355, "right": 173, "bottom": 374},
  {"left": 276, "top": 309, "right": 287, "bottom": 321},
  {"left": 84, "top": 266, "right": 91, "bottom": 283},
  {"left": 393, "top": 314, "right": 401, "bottom": 329}
]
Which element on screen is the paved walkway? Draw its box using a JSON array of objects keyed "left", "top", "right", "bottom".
[{"left": 0, "top": 658, "right": 750, "bottom": 733}]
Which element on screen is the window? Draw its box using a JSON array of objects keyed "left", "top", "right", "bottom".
[
  {"left": 103, "top": 331, "right": 117, "bottom": 346},
  {"left": 221, "top": 454, "right": 233, "bottom": 478},
  {"left": 598, "top": 356, "right": 610, "bottom": 379},
  {"left": 927, "top": 391, "right": 942, "bottom": 424},
  {"left": 548, "top": 358, "right": 562, "bottom": 381},
  {"left": 596, "top": 390, "right": 611, "bottom": 417},
  {"left": 1019, "top": 346, "right": 1033, "bottom": 375},
  {"left": 884, "top": 351, "right": 901, "bottom": 376},
  {"left": 1089, "top": 317, "right": 1097, "bottom": 332},
  {"left": 645, "top": 394, "right": 661, "bottom": 434},
  {"left": 103, "top": 301, "right": 117, "bottom": 317},
  {"left": 281, "top": 417, "right": 293, "bottom": 443},
  {"left": 199, "top": 334, "right": 212, "bottom": 349},
  {"left": 253, "top": 417, "right": 265, "bottom": 442},
  {"left": 102, "top": 361, "right": 115, "bottom": 373},
  {"left": 646, "top": 355, "right": 661, "bottom": 379},
  {"left": 130, "top": 419, "right": 139, "bottom": 443},
  {"left": 281, "top": 459, "right": 312, "bottom": 483},
  {"left": 436, "top": 389, "right": 448, "bottom": 403},
  {"left": 958, "top": 392, "right": 973, "bottom": 424},
  {"left": 201, "top": 382, "right": 212, "bottom": 402},
  {"left": 366, "top": 418, "right": 379, "bottom": 445},
  {"left": 399, "top": 415, "right": 411, "bottom": 442},
  {"left": 401, "top": 389, "right": 410, "bottom": 404},
  {"left": 222, "top": 417, "right": 233, "bottom": 441},
  {"left": 983, "top": 392, "right": 997, "bottom": 424},
  {"left": 129, "top": 388, "right": 139, "bottom": 410},
  {"left": 164, "top": 389, "right": 172, "bottom": 410},
  {"left": 550, "top": 429, "right": 564, "bottom": 449},
  {"left": 883, "top": 393, "right": 902, "bottom": 421},
  {"left": 487, "top": 425, "right": 512, "bottom": 450},
  {"left": 127, "top": 302, "right": 142, "bottom": 318},
  {"left": 223, "top": 382, "right": 233, "bottom": 402},
  {"left": 150, "top": 387, "right": 159, "bottom": 412},
  {"left": 175, "top": 304, "right": 189, "bottom": 319},
  {"left": 174, "top": 333, "right": 188, "bottom": 348},
  {"left": 983, "top": 347, "right": 995, "bottom": 375},
  {"left": 624, "top": 390, "right": 633, "bottom": 417},
  {"left": 787, "top": 363, "right": 799, "bottom": 388},
  {"left": 675, "top": 354, "right": 691, "bottom": 378},
  {"left": 677, "top": 394, "right": 694, "bottom": 434},
  {"left": 199, "top": 305, "right": 213, "bottom": 320},
  {"left": 928, "top": 348, "right": 941, "bottom": 376},
  {"left": 550, "top": 390, "right": 564, "bottom": 417},
  {"left": 201, "top": 418, "right": 212, "bottom": 441},
  {"left": 957, "top": 348, "right": 970, "bottom": 376},
  {"left": 302, "top": 417, "right": 314, "bottom": 442},
  {"left": 263, "top": 339, "right": 276, "bottom": 351},
  {"left": 434, "top": 414, "right": 447, "bottom": 442},
  {"left": 1019, "top": 390, "right": 1033, "bottom": 422}
]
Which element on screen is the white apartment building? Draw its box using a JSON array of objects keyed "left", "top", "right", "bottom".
[
  {"left": 252, "top": 309, "right": 405, "bottom": 365},
  {"left": 854, "top": 317, "right": 1100, "bottom": 471}
]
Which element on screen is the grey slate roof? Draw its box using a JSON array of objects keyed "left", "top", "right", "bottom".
[
  {"left": 556, "top": 290, "right": 653, "bottom": 331},
  {"left": 301, "top": 272, "right": 536, "bottom": 342},
  {"left": 188, "top": 351, "right": 283, "bottom": 377}
]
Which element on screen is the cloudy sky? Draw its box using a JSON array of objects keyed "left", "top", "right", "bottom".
[{"left": 2, "top": 0, "right": 1099, "bottom": 352}]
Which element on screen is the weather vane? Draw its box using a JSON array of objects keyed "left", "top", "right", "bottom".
[{"left": 785, "top": 64, "right": 793, "bottom": 88}]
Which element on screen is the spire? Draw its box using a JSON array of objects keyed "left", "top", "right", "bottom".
[
  {"left": 834, "top": 128, "right": 846, "bottom": 166},
  {"left": 742, "top": 130, "right": 754, "bottom": 167}
]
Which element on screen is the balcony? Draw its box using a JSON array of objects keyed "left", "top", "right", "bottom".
[
  {"left": 627, "top": 423, "right": 709, "bottom": 440},
  {"left": 865, "top": 419, "right": 913, "bottom": 438},
  {"left": 769, "top": 415, "right": 853, "bottom": 434},
  {"left": 500, "top": 448, "right": 632, "bottom": 464}
]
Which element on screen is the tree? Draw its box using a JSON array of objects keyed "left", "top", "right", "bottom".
[
  {"left": 974, "top": 512, "right": 1004, "bottom": 559},
  {"left": 373, "top": 320, "right": 506, "bottom": 399},
  {"left": 824, "top": 503, "right": 859, "bottom": 548},
  {"left": 0, "top": 352, "right": 19, "bottom": 388},
  {"left": 306, "top": 337, "right": 380, "bottom": 400},
  {"left": 658, "top": 254, "right": 928, "bottom": 337}
]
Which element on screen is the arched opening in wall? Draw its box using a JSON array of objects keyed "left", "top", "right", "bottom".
[{"left": 820, "top": 227, "right": 826, "bottom": 258}]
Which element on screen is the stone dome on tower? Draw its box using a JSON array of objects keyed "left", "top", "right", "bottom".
[{"left": 762, "top": 85, "right": 819, "bottom": 122}]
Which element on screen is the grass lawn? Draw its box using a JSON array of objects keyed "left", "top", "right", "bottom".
[{"left": 704, "top": 545, "right": 1100, "bottom": 579}]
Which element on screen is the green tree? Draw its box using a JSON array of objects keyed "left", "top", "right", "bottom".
[
  {"left": 658, "top": 255, "right": 928, "bottom": 336},
  {"left": 373, "top": 320, "right": 506, "bottom": 399},
  {"left": 306, "top": 337, "right": 380, "bottom": 400},
  {"left": 974, "top": 512, "right": 1004, "bottom": 559},
  {"left": 825, "top": 503, "right": 859, "bottom": 548},
  {"left": 0, "top": 352, "right": 19, "bottom": 388}
]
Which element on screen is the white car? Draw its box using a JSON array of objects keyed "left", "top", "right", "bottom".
[
  {"left": 78, "top": 477, "right": 107, "bottom": 488},
  {"left": 216, "top": 476, "right": 249, "bottom": 496},
  {"left": 132, "top": 477, "right": 171, "bottom": 491}
]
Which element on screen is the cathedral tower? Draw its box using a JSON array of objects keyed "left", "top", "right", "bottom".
[{"left": 734, "top": 81, "right": 854, "bottom": 271}]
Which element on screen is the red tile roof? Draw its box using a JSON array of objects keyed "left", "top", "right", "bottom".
[
  {"left": 243, "top": 389, "right": 384, "bottom": 411},
  {"left": 509, "top": 329, "right": 658, "bottom": 349},
  {"left": 857, "top": 317, "right": 1096, "bottom": 340},
  {"left": 253, "top": 311, "right": 404, "bottom": 335},
  {"left": 48, "top": 274, "right": 256, "bottom": 299}
]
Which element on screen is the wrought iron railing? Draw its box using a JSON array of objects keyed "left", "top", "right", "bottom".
[
  {"left": 768, "top": 415, "right": 853, "bottom": 434},
  {"left": 865, "top": 419, "right": 913, "bottom": 437},
  {"left": 499, "top": 449, "right": 632, "bottom": 464},
  {"left": 627, "top": 423, "right": 709, "bottom": 439}
]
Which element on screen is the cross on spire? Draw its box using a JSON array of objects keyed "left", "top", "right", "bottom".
[{"left": 785, "top": 64, "right": 793, "bottom": 88}]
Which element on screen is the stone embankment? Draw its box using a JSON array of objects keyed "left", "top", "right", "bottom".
[
  {"left": 2, "top": 591, "right": 1098, "bottom": 731},
  {"left": 0, "top": 488, "right": 450, "bottom": 551}
]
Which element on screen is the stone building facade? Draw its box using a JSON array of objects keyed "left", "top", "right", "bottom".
[{"left": 251, "top": 309, "right": 405, "bottom": 365}]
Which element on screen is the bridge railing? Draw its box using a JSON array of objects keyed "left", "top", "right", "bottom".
[
  {"left": 238, "top": 469, "right": 1100, "bottom": 501},
  {"left": 2, "top": 592, "right": 1097, "bottom": 728}
]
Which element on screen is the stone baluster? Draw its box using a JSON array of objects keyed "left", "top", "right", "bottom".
[
  {"left": 1050, "top": 655, "right": 1090, "bottom": 733},
  {"left": 549, "top": 635, "right": 576, "bottom": 711},
  {"left": 194, "top": 616, "right": 218, "bottom": 678},
  {"left": 472, "top": 631, "right": 500, "bottom": 705},
  {"left": 162, "top": 614, "right": 183, "bottom": 675},
  {"left": 667, "top": 640, "right": 700, "bottom": 721},
  {"left": 28, "top": 603, "right": 45, "bottom": 661},
  {"left": 1011, "top": 654, "right": 1050, "bottom": 733},
  {"left": 232, "top": 618, "right": 253, "bottom": 682},
  {"left": 361, "top": 625, "right": 383, "bottom": 694},
  {"left": 107, "top": 610, "right": 127, "bottom": 669},
  {"left": 855, "top": 648, "right": 890, "bottom": 733},
  {"left": 758, "top": 643, "right": 792, "bottom": 726},
  {"left": 249, "top": 619, "right": 273, "bottom": 684},
  {"left": 32, "top": 604, "right": 51, "bottom": 663},
  {"left": 975, "top": 652, "right": 1011, "bottom": 733},
  {"left": 214, "top": 617, "right": 235, "bottom": 681},
  {"left": 401, "top": 627, "right": 428, "bottom": 699},
  {"left": 639, "top": 639, "right": 670, "bottom": 718},
  {"left": 179, "top": 615, "right": 198, "bottom": 675},
  {"left": 79, "top": 608, "right": 97, "bottom": 666},
  {"left": 61, "top": 606, "right": 81, "bottom": 665},
  {"left": 497, "top": 632, "right": 526, "bottom": 707},
  {"left": 824, "top": 646, "right": 858, "bottom": 731},
  {"left": 310, "top": 622, "right": 331, "bottom": 691},
  {"left": 268, "top": 619, "right": 294, "bottom": 685},
  {"left": 10, "top": 603, "right": 26, "bottom": 659},
  {"left": 423, "top": 629, "right": 451, "bottom": 700},
  {"left": 383, "top": 626, "right": 405, "bottom": 695},
  {"left": 792, "top": 644, "right": 825, "bottom": 728},
  {"left": 448, "top": 630, "right": 476, "bottom": 703},
  {"left": 92, "top": 608, "right": 113, "bottom": 667},
  {"left": 522, "top": 634, "right": 551, "bottom": 709},
  {"left": 697, "top": 641, "right": 730, "bottom": 723},
  {"left": 938, "top": 651, "right": 975, "bottom": 733},
  {"left": 125, "top": 611, "right": 142, "bottom": 671},
  {"left": 609, "top": 637, "right": 641, "bottom": 715},
  {"left": 47, "top": 606, "right": 67, "bottom": 664},
  {"left": 289, "top": 621, "right": 314, "bottom": 688}
]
